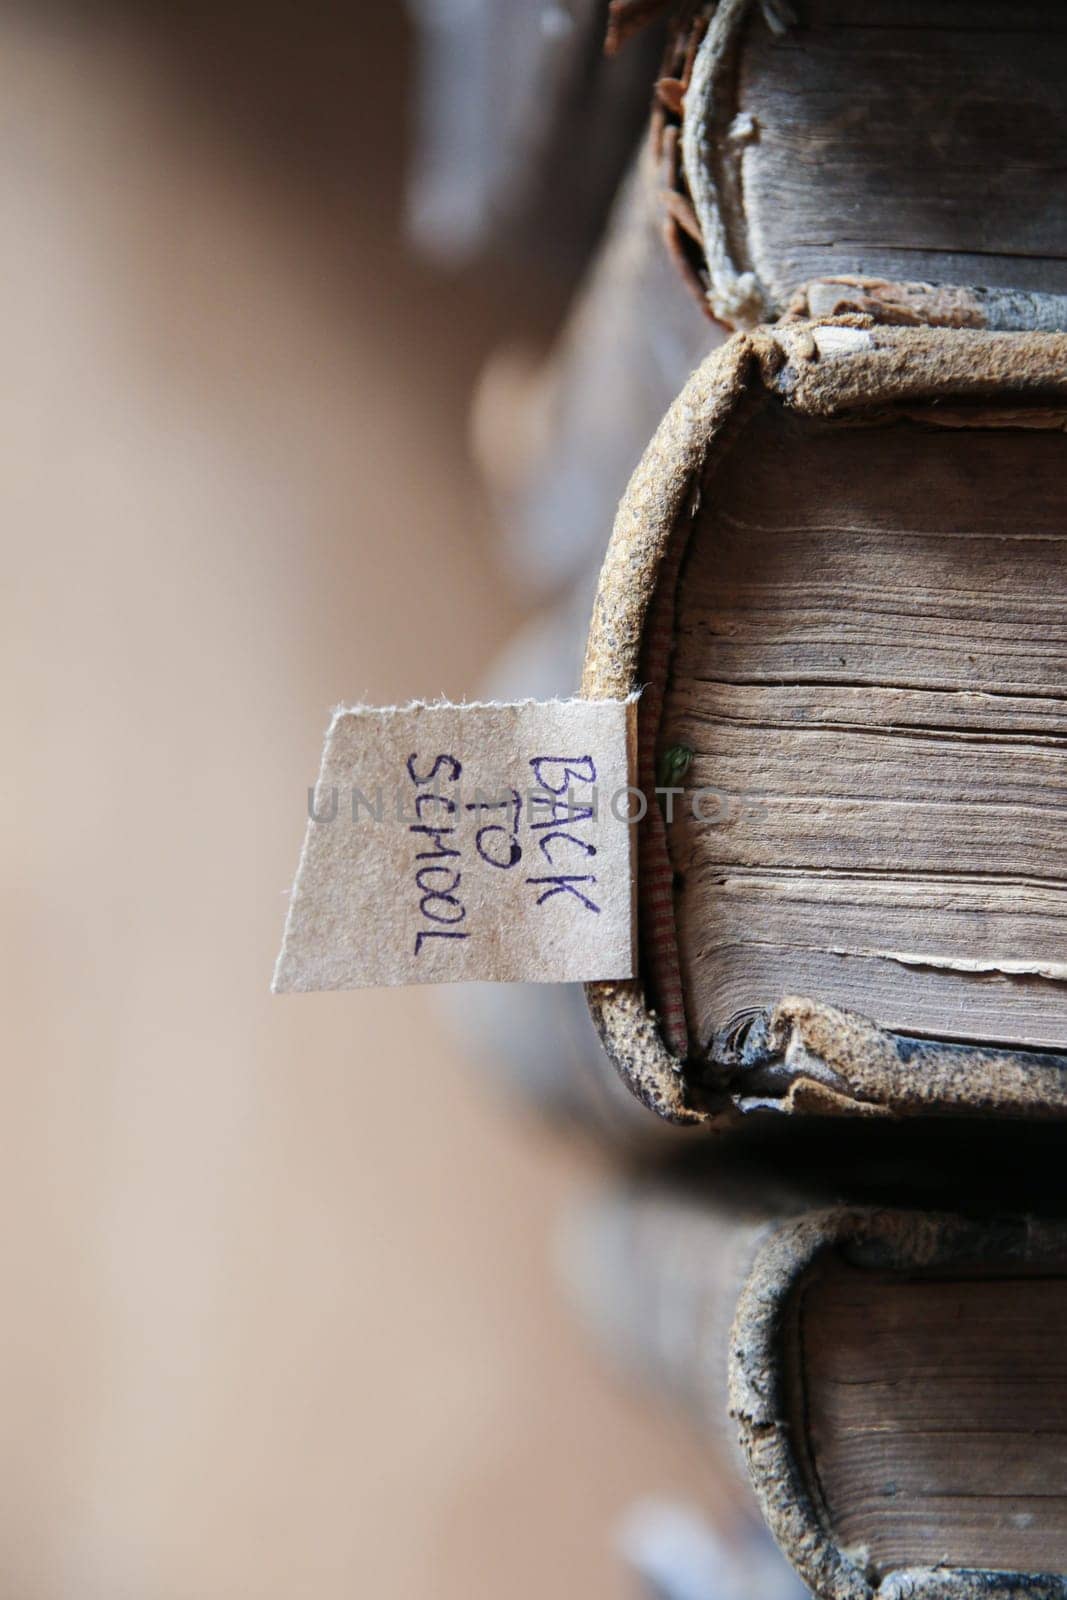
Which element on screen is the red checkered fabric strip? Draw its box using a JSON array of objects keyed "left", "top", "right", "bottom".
[{"left": 635, "top": 505, "right": 693, "bottom": 1059}]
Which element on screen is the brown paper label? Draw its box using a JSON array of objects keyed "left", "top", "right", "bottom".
[{"left": 272, "top": 699, "right": 637, "bottom": 991}]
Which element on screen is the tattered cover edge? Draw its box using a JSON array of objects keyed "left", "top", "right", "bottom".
[
  {"left": 580, "top": 323, "right": 1067, "bottom": 1124},
  {"left": 729, "top": 1207, "right": 1067, "bottom": 1600},
  {"left": 669, "top": 0, "right": 1067, "bottom": 335}
]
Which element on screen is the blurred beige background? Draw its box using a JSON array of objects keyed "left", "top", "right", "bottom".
[{"left": 1, "top": 8, "right": 743, "bottom": 1597}]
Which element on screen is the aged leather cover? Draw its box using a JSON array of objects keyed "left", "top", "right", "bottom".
[
  {"left": 653, "top": 0, "right": 1067, "bottom": 330},
  {"left": 582, "top": 323, "right": 1067, "bottom": 1124},
  {"left": 568, "top": 1173, "right": 1067, "bottom": 1600}
]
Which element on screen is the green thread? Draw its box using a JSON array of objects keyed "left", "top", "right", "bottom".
[{"left": 656, "top": 744, "right": 693, "bottom": 816}]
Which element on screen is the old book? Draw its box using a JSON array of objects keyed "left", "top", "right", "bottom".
[
  {"left": 652, "top": 0, "right": 1067, "bottom": 330},
  {"left": 568, "top": 1168, "right": 1067, "bottom": 1599},
  {"left": 456, "top": 0, "right": 1067, "bottom": 1137},
  {"left": 582, "top": 321, "right": 1067, "bottom": 1124}
]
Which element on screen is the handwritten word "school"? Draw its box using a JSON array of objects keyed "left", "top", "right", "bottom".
[
  {"left": 407, "top": 752, "right": 469, "bottom": 957},
  {"left": 406, "top": 751, "right": 607, "bottom": 958}
]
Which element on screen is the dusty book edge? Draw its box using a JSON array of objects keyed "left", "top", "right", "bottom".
[
  {"left": 582, "top": 324, "right": 1067, "bottom": 1125},
  {"left": 730, "top": 1208, "right": 1067, "bottom": 1600}
]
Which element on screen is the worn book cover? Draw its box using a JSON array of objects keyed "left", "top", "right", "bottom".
[
  {"left": 583, "top": 323, "right": 1067, "bottom": 1124},
  {"left": 567, "top": 1155, "right": 1067, "bottom": 1599}
]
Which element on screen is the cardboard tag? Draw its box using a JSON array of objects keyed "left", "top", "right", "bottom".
[{"left": 272, "top": 699, "right": 637, "bottom": 991}]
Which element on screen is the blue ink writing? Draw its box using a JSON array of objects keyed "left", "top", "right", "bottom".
[
  {"left": 525, "top": 755, "right": 601, "bottom": 914},
  {"left": 408, "top": 752, "right": 469, "bottom": 956}
]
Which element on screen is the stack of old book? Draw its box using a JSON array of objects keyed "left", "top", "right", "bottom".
[{"left": 412, "top": 3, "right": 1067, "bottom": 1594}]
